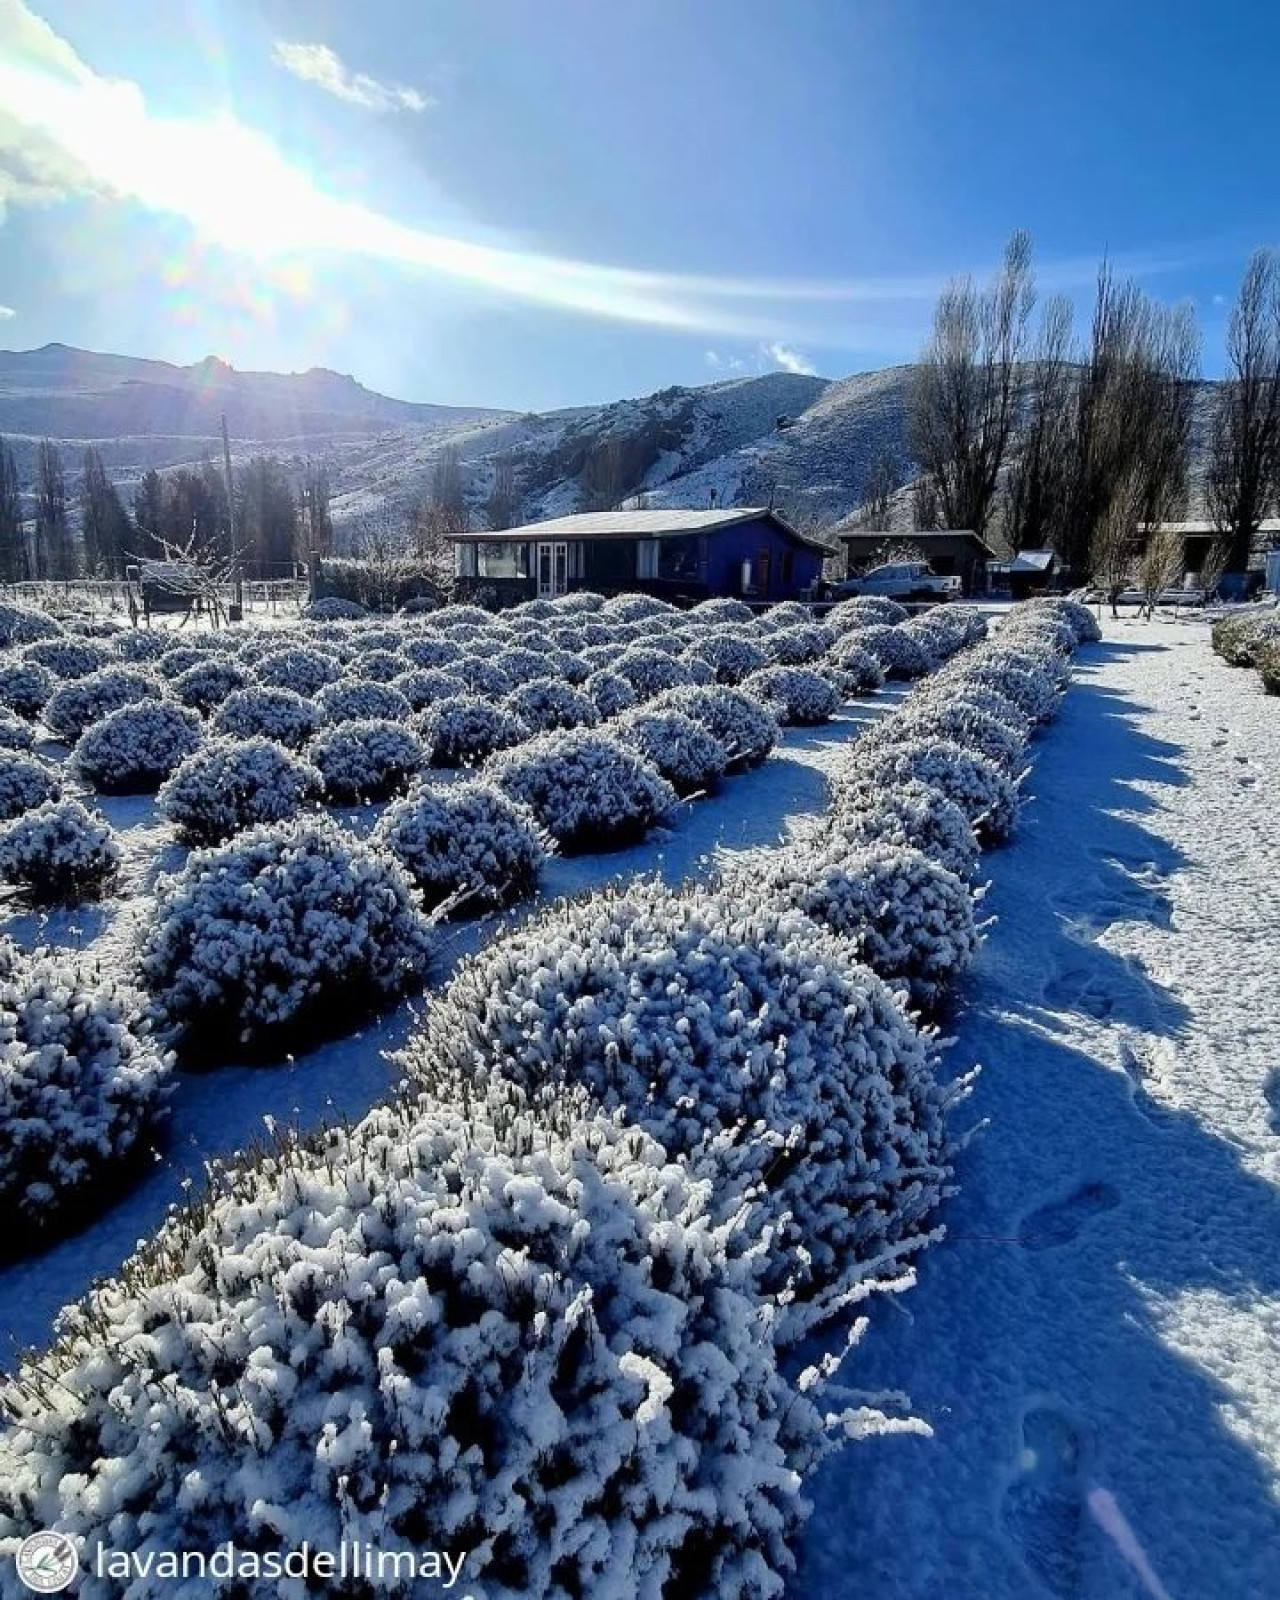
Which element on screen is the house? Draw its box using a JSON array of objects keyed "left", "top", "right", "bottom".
[
  {"left": 986, "top": 548, "right": 1058, "bottom": 600},
  {"left": 1138, "top": 519, "right": 1280, "bottom": 598},
  {"left": 836, "top": 529, "right": 995, "bottom": 597},
  {"left": 450, "top": 507, "right": 835, "bottom": 607}
]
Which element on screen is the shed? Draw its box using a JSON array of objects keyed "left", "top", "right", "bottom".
[
  {"left": 450, "top": 507, "right": 835, "bottom": 607},
  {"left": 836, "top": 529, "right": 995, "bottom": 597},
  {"left": 987, "top": 548, "right": 1058, "bottom": 599}
]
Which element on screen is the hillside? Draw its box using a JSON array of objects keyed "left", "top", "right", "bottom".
[{"left": 0, "top": 344, "right": 1217, "bottom": 545}]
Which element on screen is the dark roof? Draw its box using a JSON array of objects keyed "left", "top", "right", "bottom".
[
  {"left": 451, "top": 506, "right": 836, "bottom": 555},
  {"left": 837, "top": 528, "right": 997, "bottom": 559}
]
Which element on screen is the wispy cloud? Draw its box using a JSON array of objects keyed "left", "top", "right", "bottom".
[
  {"left": 271, "top": 41, "right": 431, "bottom": 114},
  {"left": 704, "top": 349, "right": 745, "bottom": 371},
  {"left": 0, "top": 305, "right": 15, "bottom": 319},
  {"left": 0, "top": 0, "right": 1201, "bottom": 343},
  {"left": 763, "top": 341, "right": 817, "bottom": 375}
]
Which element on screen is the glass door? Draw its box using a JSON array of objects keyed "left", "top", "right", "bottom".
[{"left": 537, "top": 541, "right": 569, "bottom": 597}]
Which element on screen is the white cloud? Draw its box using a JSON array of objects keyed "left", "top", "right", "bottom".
[
  {"left": 763, "top": 341, "right": 817, "bottom": 375},
  {"left": 0, "top": 304, "right": 15, "bottom": 319},
  {"left": 271, "top": 41, "right": 431, "bottom": 114},
  {"left": 705, "top": 349, "right": 746, "bottom": 371}
]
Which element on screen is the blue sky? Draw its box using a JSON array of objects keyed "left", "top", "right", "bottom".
[{"left": 0, "top": 0, "right": 1275, "bottom": 409}]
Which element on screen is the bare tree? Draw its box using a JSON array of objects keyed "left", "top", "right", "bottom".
[
  {"left": 486, "top": 451, "right": 521, "bottom": 531},
  {"left": 298, "top": 459, "right": 334, "bottom": 558},
  {"left": 910, "top": 230, "right": 1036, "bottom": 537},
  {"left": 852, "top": 443, "right": 907, "bottom": 530},
  {"left": 34, "top": 440, "right": 75, "bottom": 580},
  {"left": 1198, "top": 534, "right": 1231, "bottom": 603},
  {"left": 1137, "top": 521, "right": 1187, "bottom": 619},
  {"left": 1073, "top": 269, "right": 1200, "bottom": 581},
  {"left": 1005, "top": 294, "right": 1076, "bottom": 552},
  {"left": 1207, "top": 250, "right": 1280, "bottom": 574},
  {"left": 0, "top": 438, "right": 25, "bottom": 583},
  {"left": 80, "top": 447, "right": 133, "bottom": 578},
  {"left": 911, "top": 475, "right": 941, "bottom": 531},
  {"left": 579, "top": 438, "right": 628, "bottom": 512}
]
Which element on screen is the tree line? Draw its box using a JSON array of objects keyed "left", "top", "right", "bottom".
[
  {"left": 861, "top": 233, "right": 1280, "bottom": 583},
  {"left": 0, "top": 443, "right": 336, "bottom": 584}
]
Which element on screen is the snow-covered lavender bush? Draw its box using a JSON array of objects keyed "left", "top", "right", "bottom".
[
  {"left": 839, "top": 737, "right": 1021, "bottom": 845},
  {"left": 825, "top": 595, "right": 909, "bottom": 630},
  {"left": 0, "top": 660, "right": 54, "bottom": 720},
  {"left": 613, "top": 646, "right": 700, "bottom": 700},
  {"left": 854, "top": 624, "right": 933, "bottom": 680},
  {"left": 305, "top": 719, "right": 424, "bottom": 803},
  {"left": 603, "top": 592, "right": 680, "bottom": 622},
  {"left": 613, "top": 706, "right": 729, "bottom": 796},
  {"left": 917, "top": 678, "right": 1032, "bottom": 739},
  {"left": 154, "top": 646, "right": 206, "bottom": 680},
  {"left": 0, "top": 602, "right": 61, "bottom": 648},
  {"left": 506, "top": 676, "right": 600, "bottom": 733},
  {"left": 543, "top": 647, "right": 593, "bottom": 684},
  {"left": 1211, "top": 612, "right": 1280, "bottom": 667},
  {"left": 389, "top": 666, "right": 466, "bottom": 710},
  {"left": 0, "top": 716, "right": 33, "bottom": 752},
  {"left": 420, "top": 694, "right": 529, "bottom": 767},
  {"left": 550, "top": 587, "right": 605, "bottom": 613},
  {"left": 649, "top": 684, "right": 778, "bottom": 770},
  {"left": 303, "top": 595, "right": 369, "bottom": 621},
  {"left": 433, "top": 602, "right": 496, "bottom": 630},
  {"left": 413, "top": 880, "right": 950, "bottom": 1337},
  {"left": 827, "top": 778, "right": 980, "bottom": 881},
  {"left": 946, "top": 654, "right": 1065, "bottom": 725},
  {"left": 686, "top": 627, "right": 770, "bottom": 685},
  {"left": 172, "top": 655, "right": 248, "bottom": 714},
  {"left": 0, "top": 1075, "right": 832, "bottom": 1599},
  {"left": 691, "top": 595, "right": 756, "bottom": 625},
  {"left": 211, "top": 685, "right": 323, "bottom": 749},
  {"left": 254, "top": 645, "right": 342, "bottom": 696},
  {"left": 342, "top": 647, "right": 407, "bottom": 684},
  {"left": 733, "top": 841, "right": 982, "bottom": 1013},
  {"left": 582, "top": 667, "right": 638, "bottom": 719},
  {"left": 0, "top": 799, "right": 121, "bottom": 903},
  {"left": 113, "top": 629, "right": 169, "bottom": 664},
  {"left": 491, "top": 645, "right": 552, "bottom": 685},
  {"left": 159, "top": 738, "right": 321, "bottom": 845},
  {"left": 1000, "top": 611, "right": 1078, "bottom": 656},
  {"left": 0, "top": 951, "right": 171, "bottom": 1238},
  {"left": 74, "top": 702, "right": 203, "bottom": 794},
  {"left": 1257, "top": 638, "right": 1280, "bottom": 694},
  {"left": 376, "top": 780, "right": 551, "bottom": 912},
  {"left": 137, "top": 817, "right": 434, "bottom": 1059},
  {"left": 402, "top": 632, "right": 464, "bottom": 670},
  {"left": 42, "top": 667, "right": 164, "bottom": 743},
  {"left": 824, "top": 634, "right": 887, "bottom": 694},
  {"left": 19, "top": 637, "right": 112, "bottom": 680},
  {"left": 887, "top": 702, "right": 1027, "bottom": 774},
  {"left": 1036, "top": 596, "right": 1101, "bottom": 645},
  {"left": 316, "top": 678, "right": 413, "bottom": 726},
  {"left": 0, "top": 752, "right": 61, "bottom": 821},
  {"left": 761, "top": 622, "right": 835, "bottom": 666},
  {"left": 488, "top": 728, "right": 675, "bottom": 852},
  {"left": 743, "top": 665, "right": 840, "bottom": 725}
]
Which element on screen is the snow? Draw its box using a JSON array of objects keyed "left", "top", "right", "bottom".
[{"left": 797, "top": 612, "right": 1280, "bottom": 1598}]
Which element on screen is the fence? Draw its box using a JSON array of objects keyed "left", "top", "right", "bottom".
[{"left": 0, "top": 577, "right": 310, "bottom": 624}]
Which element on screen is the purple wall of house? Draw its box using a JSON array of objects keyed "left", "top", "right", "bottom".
[{"left": 702, "top": 516, "right": 823, "bottom": 599}]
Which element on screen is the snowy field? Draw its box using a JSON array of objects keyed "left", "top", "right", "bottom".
[{"left": 800, "top": 612, "right": 1280, "bottom": 1599}]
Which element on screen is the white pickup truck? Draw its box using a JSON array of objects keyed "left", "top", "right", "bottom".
[{"left": 834, "top": 561, "right": 962, "bottom": 602}]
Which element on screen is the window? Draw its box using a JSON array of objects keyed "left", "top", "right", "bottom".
[
  {"left": 637, "top": 539, "right": 659, "bottom": 579},
  {"left": 781, "top": 548, "right": 794, "bottom": 586},
  {"left": 658, "top": 534, "right": 703, "bottom": 581},
  {"left": 476, "top": 541, "right": 529, "bottom": 579},
  {"left": 455, "top": 543, "right": 477, "bottom": 578}
]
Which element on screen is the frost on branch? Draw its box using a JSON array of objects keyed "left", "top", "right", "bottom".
[{"left": 136, "top": 817, "right": 434, "bottom": 1061}]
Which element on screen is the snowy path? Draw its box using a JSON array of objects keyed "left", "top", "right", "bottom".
[
  {"left": 799, "top": 617, "right": 1280, "bottom": 1599},
  {"left": 0, "top": 689, "right": 906, "bottom": 1355}
]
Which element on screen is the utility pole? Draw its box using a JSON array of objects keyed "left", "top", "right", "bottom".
[{"left": 220, "top": 413, "right": 243, "bottom": 618}]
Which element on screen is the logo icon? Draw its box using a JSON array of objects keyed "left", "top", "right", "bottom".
[{"left": 14, "top": 1532, "right": 78, "bottom": 1593}]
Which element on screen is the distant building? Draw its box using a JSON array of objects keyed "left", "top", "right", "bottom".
[
  {"left": 987, "top": 548, "right": 1058, "bottom": 599},
  {"left": 450, "top": 507, "right": 835, "bottom": 607},
  {"left": 1137, "top": 519, "right": 1280, "bottom": 600},
  {"left": 836, "top": 528, "right": 995, "bottom": 597}
]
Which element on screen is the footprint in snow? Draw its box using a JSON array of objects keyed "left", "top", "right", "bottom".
[
  {"left": 1041, "top": 969, "right": 1114, "bottom": 1021},
  {"left": 1019, "top": 1183, "right": 1120, "bottom": 1251},
  {"left": 1000, "top": 1406, "right": 1087, "bottom": 1598}
]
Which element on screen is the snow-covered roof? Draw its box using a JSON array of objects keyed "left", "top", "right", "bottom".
[
  {"left": 1140, "top": 519, "right": 1280, "bottom": 535},
  {"left": 453, "top": 506, "right": 834, "bottom": 553},
  {"left": 990, "top": 549, "right": 1057, "bottom": 573}
]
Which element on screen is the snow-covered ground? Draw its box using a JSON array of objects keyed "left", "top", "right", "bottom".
[{"left": 799, "top": 612, "right": 1280, "bottom": 1598}]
